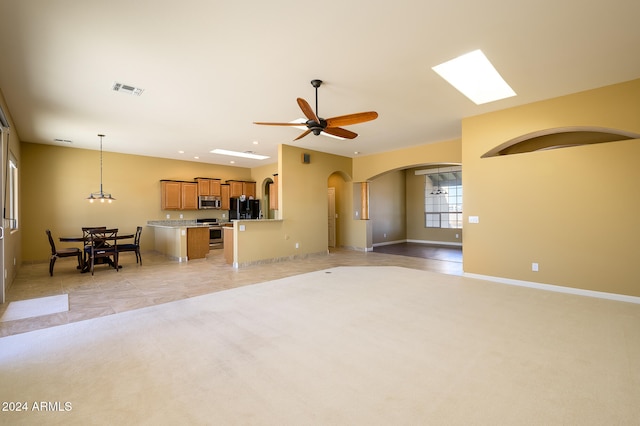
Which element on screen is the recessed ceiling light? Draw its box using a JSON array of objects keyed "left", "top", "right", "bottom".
[
  {"left": 194, "top": 156, "right": 199, "bottom": 159},
  {"left": 253, "top": 141, "right": 259, "bottom": 145},
  {"left": 211, "top": 149, "right": 270, "bottom": 160},
  {"left": 178, "top": 150, "right": 184, "bottom": 154},
  {"left": 432, "top": 49, "right": 516, "bottom": 105}
]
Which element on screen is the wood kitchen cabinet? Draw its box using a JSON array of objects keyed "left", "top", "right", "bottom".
[
  {"left": 227, "top": 180, "right": 256, "bottom": 199},
  {"left": 220, "top": 184, "right": 230, "bottom": 210},
  {"left": 181, "top": 182, "right": 198, "bottom": 210},
  {"left": 243, "top": 181, "right": 256, "bottom": 199},
  {"left": 228, "top": 180, "right": 243, "bottom": 198},
  {"left": 196, "top": 178, "right": 221, "bottom": 196},
  {"left": 161, "top": 180, "right": 198, "bottom": 210},
  {"left": 187, "top": 227, "right": 209, "bottom": 260}
]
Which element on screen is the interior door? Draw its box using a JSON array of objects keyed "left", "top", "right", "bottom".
[{"left": 328, "top": 187, "right": 336, "bottom": 248}]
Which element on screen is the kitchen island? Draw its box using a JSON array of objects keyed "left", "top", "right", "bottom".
[{"left": 147, "top": 220, "right": 212, "bottom": 261}]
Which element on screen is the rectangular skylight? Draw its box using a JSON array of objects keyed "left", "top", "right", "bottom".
[
  {"left": 432, "top": 49, "right": 516, "bottom": 105},
  {"left": 210, "top": 149, "right": 270, "bottom": 160}
]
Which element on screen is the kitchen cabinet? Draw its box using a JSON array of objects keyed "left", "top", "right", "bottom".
[
  {"left": 196, "top": 178, "right": 221, "bottom": 196},
  {"left": 243, "top": 181, "right": 256, "bottom": 199},
  {"left": 181, "top": 182, "right": 198, "bottom": 210},
  {"left": 161, "top": 180, "right": 198, "bottom": 210},
  {"left": 220, "top": 184, "right": 230, "bottom": 210},
  {"left": 187, "top": 227, "right": 209, "bottom": 259},
  {"left": 227, "top": 180, "right": 256, "bottom": 199},
  {"left": 161, "top": 181, "right": 181, "bottom": 210},
  {"left": 228, "top": 180, "right": 243, "bottom": 198}
]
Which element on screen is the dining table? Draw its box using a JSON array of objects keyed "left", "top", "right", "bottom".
[{"left": 59, "top": 231, "right": 135, "bottom": 273}]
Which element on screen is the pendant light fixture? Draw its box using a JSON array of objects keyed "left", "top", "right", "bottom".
[
  {"left": 87, "top": 134, "right": 116, "bottom": 203},
  {"left": 430, "top": 167, "right": 448, "bottom": 195}
]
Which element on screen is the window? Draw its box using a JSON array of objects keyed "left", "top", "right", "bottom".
[
  {"left": 424, "top": 167, "right": 462, "bottom": 229},
  {"left": 9, "top": 151, "right": 18, "bottom": 229}
]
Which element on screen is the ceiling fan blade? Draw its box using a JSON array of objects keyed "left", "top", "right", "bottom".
[
  {"left": 325, "top": 111, "right": 378, "bottom": 128},
  {"left": 293, "top": 129, "right": 312, "bottom": 141},
  {"left": 254, "top": 122, "right": 305, "bottom": 126},
  {"left": 297, "top": 98, "right": 319, "bottom": 122},
  {"left": 323, "top": 127, "right": 358, "bottom": 139}
]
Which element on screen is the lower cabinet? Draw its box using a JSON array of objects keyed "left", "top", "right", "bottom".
[{"left": 187, "top": 227, "right": 209, "bottom": 260}]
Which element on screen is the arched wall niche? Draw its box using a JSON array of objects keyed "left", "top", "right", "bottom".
[{"left": 482, "top": 126, "right": 640, "bottom": 158}]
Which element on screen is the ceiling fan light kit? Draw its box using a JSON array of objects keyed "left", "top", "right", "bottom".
[{"left": 254, "top": 79, "right": 378, "bottom": 141}]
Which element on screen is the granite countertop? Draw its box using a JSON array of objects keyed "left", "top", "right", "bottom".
[{"left": 147, "top": 220, "right": 211, "bottom": 228}]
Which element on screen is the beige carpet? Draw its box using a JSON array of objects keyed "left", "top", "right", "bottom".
[
  {"left": 0, "top": 266, "right": 639, "bottom": 425},
  {"left": 0, "top": 294, "right": 69, "bottom": 322}
]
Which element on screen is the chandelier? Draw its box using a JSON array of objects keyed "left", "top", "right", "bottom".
[
  {"left": 87, "top": 134, "right": 116, "bottom": 203},
  {"left": 430, "top": 168, "right": 448, "bottom": 195}
]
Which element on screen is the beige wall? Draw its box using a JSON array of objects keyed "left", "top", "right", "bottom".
[
  {"left": 462, "top": 78, "right": 640, "bottom": 296},
  {"left": 234, "top": 144, "right": 354, "bottom": 265},
  {"left": 21, "top": 142, "right": 255, "bottom": 262},
  {"left": 352, "top": 139, "right": 462, "bottom": 182},
  {"left": 369, "top": 170, "right": 406, "bottom": 244}
]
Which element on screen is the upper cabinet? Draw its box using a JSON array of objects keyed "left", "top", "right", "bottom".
[
  {"left": 227, "top": 180, "right": 256, "bottom": 199},
  {"left": 196, "top": 178, "right": 221, "bottom": 196},
  {"left": 220, "top": 184, "right": 230, "bottom": 210},
  {"left": 161, "top": 180, "right": 198, "bottom": 210}
]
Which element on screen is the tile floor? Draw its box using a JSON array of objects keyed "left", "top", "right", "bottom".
[{"left": 0, "top": 246, "right": 463, "bottom": 337}]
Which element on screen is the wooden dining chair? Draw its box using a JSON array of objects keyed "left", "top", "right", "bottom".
[
  {"left": 46, "top": 229, "right": 82, "bottom": 276},
  {"left": 116, "top": 226, "right": 143, "bottom": 265},
  {"left": 82, "top": 226, "right": 106, "bottom": 265},
  {"left": 86, "top": 228, "right": 119, "bottom": 275}
]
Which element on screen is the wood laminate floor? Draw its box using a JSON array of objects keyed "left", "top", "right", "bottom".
[{"left": 373, "top": 242, "right": 462, "bottom": 263}]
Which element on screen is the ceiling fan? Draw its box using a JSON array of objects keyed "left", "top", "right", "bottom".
[{"left": 254, "top": 79, "right": 378, "bottom": 141}]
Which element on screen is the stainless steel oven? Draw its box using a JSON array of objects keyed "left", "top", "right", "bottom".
[{"left": 208, "top": 225, "right": 223, "bottom": 248}]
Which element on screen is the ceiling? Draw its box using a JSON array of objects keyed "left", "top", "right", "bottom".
[{"left": 1, "top": 0, "right": 639, "bottom": 168}]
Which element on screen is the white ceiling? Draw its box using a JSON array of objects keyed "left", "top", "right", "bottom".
[{"left": 1, "top": 0, "right": 639, "bottom": 168}]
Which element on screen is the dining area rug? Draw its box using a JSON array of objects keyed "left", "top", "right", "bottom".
[{"left": 0, "top": 294, "right": 69, "bottom": 322}]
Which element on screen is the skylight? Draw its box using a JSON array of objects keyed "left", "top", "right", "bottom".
[
  {"left": 210, "top": 149, "right": 270, "bottom": 160},
  {"left": 432, "top": 49, "right": 516, "bottom": 105}
]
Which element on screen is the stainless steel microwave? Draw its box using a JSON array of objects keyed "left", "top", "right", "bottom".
[{"left": 198, "top": 196, "right": 221, "bottom": 209}]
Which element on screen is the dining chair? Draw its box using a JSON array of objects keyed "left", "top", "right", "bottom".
[
  {"left": 82, "top": 226, "right": 106, "bottom": 265},
  {"left": 116, "top": 226, "right": 143, "bottom": 265},
  {"left": 86, "top": 228, "right": 119, "bottom": 275},
  {"left": 46, "top": 229, "right": 82, "bottom": 276}
]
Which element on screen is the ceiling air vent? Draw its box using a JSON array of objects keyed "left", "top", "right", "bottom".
[{"left": 112, "top": 82, "right": 144, "bottom": 96}]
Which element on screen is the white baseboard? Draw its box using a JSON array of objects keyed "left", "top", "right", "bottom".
[
  {"left": 406, "top": 239, "right": 463, "bottom": 247},
  {"left": 463, "top": 272, "right": 640, "bottom": 305},
  {"left": 372, "top": 240, "right": 406, "bottom": 247},
  {"left": 372, "top": 239, "right": 463, "bottom": 248}
]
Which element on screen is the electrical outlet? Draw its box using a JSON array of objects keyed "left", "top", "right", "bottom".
[
  {"left": 383, "top": 233, "right": 387, "bottom": 238},
  {"left": 179, "top": 214, "right": 183, "bottom": 219},
  {"left": 166, "top": 214, "right": 170, "bottom": 219},
  {"left": 532, "top": 262, "right": 539, "bottom": 272}
]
